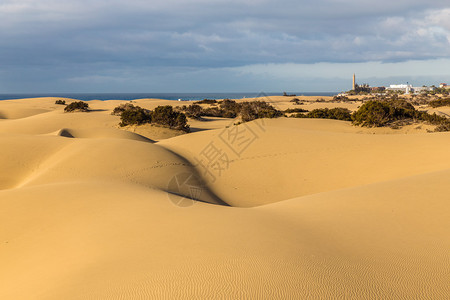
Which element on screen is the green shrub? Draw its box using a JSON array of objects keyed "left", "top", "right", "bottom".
[
  {"left": 152, "top": 105, "right": 190, "bottom": 132},
  {"left": 240, "top": 101, "right": 283, "bottom": 122},
  {"left": 181, "top": 104, "right": 203, "bottom": 119},
  {"left": 435, "top": 123, "right": 450, "bottom": 132},
  {"left": 219, "top": 99, "right": 240, "bottom": 118},
  {"left": 55, "top": 99, "right": 66, "bottom": 105},
  {"left": 194, "top": 99, "right": 218, "bottom": 104},
  {"left": 116, "top": 104, "right": 190, "bottom": 132},
  {"left": 351, "top": 100, "right": 450, "bottom": 131},
  {"left": 119, "top": 106, "right": 151, "bottom": 127},
  {"left": 177, "top": 100, "right": 283, "bottom": 123},
  {"left": 64, "top": 101, "right": 89, "bottom": 112},
  {"left": 352, "top": 101, "right": 392, "bottom": 127},
  {"left": 386, "top": 99, "right": 414, "bottom": 110},
  {"left": 333, "top": 95, "right": 350, "bottom": 102},
  {"left": 327, "top": 108, "right": 353, "bottom": 121},
  {"left": 112, "top": 103, "right": 139, "bottom": 116},
  {"left": 415, "top": 111, "right": 450, "bottom": 130},
  {"left": 201, "top": 107, "right": 224, "bottom": 117},
  {"left": 284, "top": 108, "right": 309, "bottom": 113},
  {"left": 292, "top": 107, "right": 352, "bottom": 121},
  {"left": 177, "top": 104, "right": 225, "bottom": 118},
  {"left": 429, "top": 98, "right": 450, "bottom": 108}
]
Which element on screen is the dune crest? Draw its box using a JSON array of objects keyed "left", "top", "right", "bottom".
[{"left": 55, "top": 127, "right": 154, "bottom": 142}]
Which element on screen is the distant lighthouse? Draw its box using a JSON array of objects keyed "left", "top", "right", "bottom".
[{"left": 352, "top": 73, "right": 356, "bottom": 90}]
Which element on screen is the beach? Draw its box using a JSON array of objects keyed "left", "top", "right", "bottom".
[{"left": 0, "top": 96, "right": 449, "bottom": 299}]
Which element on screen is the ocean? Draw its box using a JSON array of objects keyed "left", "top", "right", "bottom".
[{"left": 0, "top": 92, "right": 336, "bottom": 101}]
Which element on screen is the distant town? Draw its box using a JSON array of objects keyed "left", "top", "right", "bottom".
[{"left": 339, "top": 74, "right": 450, "bottom": 96}]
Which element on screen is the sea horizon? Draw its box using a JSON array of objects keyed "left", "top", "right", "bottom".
[{"left": 0, "top": 92, "right": 337, "bottom": 101}]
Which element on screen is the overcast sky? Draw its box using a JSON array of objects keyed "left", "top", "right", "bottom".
[{"left": 1, "top": 0, "right": 450, "bottom": 93}]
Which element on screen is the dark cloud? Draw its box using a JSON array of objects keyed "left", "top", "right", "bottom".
[{"left": 1, "top": 0, "right": 450, "bottom": 91}]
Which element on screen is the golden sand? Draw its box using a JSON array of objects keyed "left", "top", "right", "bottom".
[{"left": 0, "top": 97, "right": 448, "bottom": 299}]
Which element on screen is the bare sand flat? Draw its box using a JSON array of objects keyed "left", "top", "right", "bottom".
[{"left": 0, "top": 97, "right": 448, "bottom": 299}]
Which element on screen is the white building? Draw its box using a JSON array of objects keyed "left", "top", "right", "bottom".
[
  {"left": 389, "top": 84, "right": 409, "bottom": 89},
  {"left": 386, "top": 84, "right": 433, "bottom": 94},
  {"left": 386, "top": 84, "right": 412, "bottom": 94},
  {"left": 411, "top": 86, "right": 432, "bottom": 94}
]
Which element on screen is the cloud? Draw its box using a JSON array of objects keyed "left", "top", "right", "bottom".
[{"left": 1, "top": 0, "right": 450, "bottom": 92}]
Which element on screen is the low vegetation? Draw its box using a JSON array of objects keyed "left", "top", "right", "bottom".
[
  {"left": 332, "top": 95, "right": 355, "bottom": 102},
  {"left": 152, "top": 105, "right": 190, "bottom": 132},
  {"left": 178, "top": 99, "right": 283, "bottom": 122},
  {"left": 434, "top": 122, "right": 450, "bottom": 132},
  {"left": 352, "top": 100, "right": 450, "bottom": 131},
  {"left": 284, "top": 108, "right": 309, "bottom": 113},
  {"left": 64, "top": 101, "right": 89, "bottom": 112},
  {"left": 425, "top": 87, "right": 450, "bottom": 96},
  {"left": 194, "top": 99, "right": 218, "bottom": 105},
  {"left": 219, "top": 99, "right": 241, "bottom": 117},
  {"left": 240, "top": 101, "right": 283, "bottom": 122},
  {"left": 114, "top": 103, "right": 190, "bottom": 132},
  {"left": 55, "top": 99, "right": 66, "bottom": 105},
  {"left": 180, "top": 104, "right": 203, "bottom": 119},
  {"left": 119, "top": 106, "right": 151, "bottom": 127},
  {"left": 292, "top": 107, "right": 352, "bottom": 121},
  {"left": 288, "top": 99, "right": 450, "bottom": 132},
  {"left": 199, "top": 106, "right": 225, "bottom": 117},
  {"left": 429, "top": 98, "right": 450, "bottom": 108},
  {"left": 112, "top": 103, "right": 138, "bottom": 116},
  {"left": 290, "top": 98, "right": 303, "bottom": 105},
  {"left": 113, "top": 98, "right": 450, "bottom": 133}
]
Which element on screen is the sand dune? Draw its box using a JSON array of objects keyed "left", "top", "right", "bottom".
[
  {"left": 0, "top": 97, "right": 448, "bottom": 299},
  {"left": 160, "top": 118, "right": 450, "bottom": 207},
  {"left": 1, "top": 172, "right": 448, "bottom": 299},
  {"left": 1, "top": 133, "right": 222, "bottom": 206}
]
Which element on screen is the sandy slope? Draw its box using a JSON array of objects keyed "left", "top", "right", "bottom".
[
  {"left": 0, "top": 97, "right": 449, "bottom": 299},
  {"left": 160, "top": 118, "right": 450, "bottom": 207}
]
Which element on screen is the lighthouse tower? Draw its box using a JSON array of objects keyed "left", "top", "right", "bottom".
[{"left": 352, "top": 73, "right": 356, "bottom": 90}]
